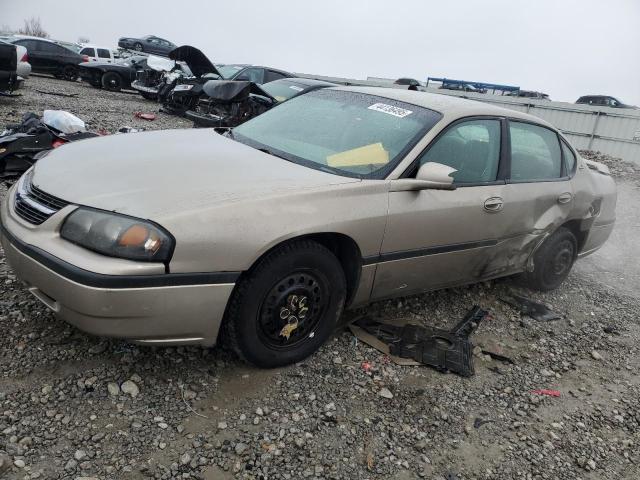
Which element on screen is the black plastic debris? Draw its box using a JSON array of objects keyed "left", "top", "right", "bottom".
[
  {"left": 0, "top": 112, "right": 98, "bottom": 178},
  {"left": 500, "top": 293, "right": 561, "bottom": 322},
  {"left": 355, "top": 306, "right": 488, "bottom": 377},
  {"left": 473, "top": 417, "right": 494, "bottom": 429}
]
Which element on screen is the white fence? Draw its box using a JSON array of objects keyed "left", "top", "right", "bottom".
[{"left": 296, "top": 73, "right": 640, "bottom": 165}]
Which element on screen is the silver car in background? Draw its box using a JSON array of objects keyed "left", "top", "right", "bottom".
[{"left": 0, "top": 87, "right": 616, "bottom": 367}]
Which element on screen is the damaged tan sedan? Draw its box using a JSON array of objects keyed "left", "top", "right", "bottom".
[{"left": 0, "top": 87, "right": 616, "bottom": 367}]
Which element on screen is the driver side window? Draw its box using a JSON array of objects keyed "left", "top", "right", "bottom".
[{"left": 418, "top": 119, "right": 501, "bottom": 183}]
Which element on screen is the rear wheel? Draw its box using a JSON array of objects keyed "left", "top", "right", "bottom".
[
  {"left": 224, "top": 240, "right": 346, "bottom": 368},
  {"left": 134, "top": 42, "right": 143, "bottom": 52},
  {"left": 101, "top": 72, "right": 123, "bottom": 91},
  {"left": 524, "top": 227, "right": 577, "bottom": 291},
  {"left": 63, "top": 65, "right": 78, "bottom": 81}
]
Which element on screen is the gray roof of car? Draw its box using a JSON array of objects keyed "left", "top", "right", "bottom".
[{"left": 332, "top": 86, "right": 555, "bottom": 128}]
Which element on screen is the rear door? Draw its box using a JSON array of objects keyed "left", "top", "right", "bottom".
[
  {"left": 80, "top": 47, "right": 96, "bottom": 61},
  {"left": 15, "top": 40, "right": 46, "bottom": 71},
  {"left": 498, "top": 119, "right": 574, "bottom": 261},
  {"left": 97, "top": 48, "right": 112, "bottom": 63},
  {"left": 372, "top": 117, "right": 513, "bottom": 299},
  {"left": 146, "top": 37, "right": 161, "bottom": 54}
]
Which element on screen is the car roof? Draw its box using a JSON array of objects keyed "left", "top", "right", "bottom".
[
  {"left": 332, "top": 86, "right": 555, "bottom": 128},
  {"left": 7, "top": 35, "right": 57, "bottom": 43},
  {"left": 80, "top": 44, "right": 113, "bottom": 49}
]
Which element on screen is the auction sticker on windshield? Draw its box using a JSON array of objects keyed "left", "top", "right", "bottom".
[
  {"left": 289, "top": 85, "right": 304, "bottom": 92},
  {"left": 368, "top": 103, "right": 413, "bottom": 118}
]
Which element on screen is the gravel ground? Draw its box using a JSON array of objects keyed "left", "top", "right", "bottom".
[{"left": 0, "top": 75, "right": 639, "bottom": 480}]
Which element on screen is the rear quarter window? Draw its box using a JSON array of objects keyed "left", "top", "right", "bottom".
[
  {"left": 561, "top": 140, "right": 577, "bottom": 175},
  {"left": 509, "top": 121, "right": 562, "bottom": 182}
]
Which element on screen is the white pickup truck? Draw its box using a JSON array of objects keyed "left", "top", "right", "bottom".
[{"left": 79, "top": 45, "right": 115, "bottom": 63}]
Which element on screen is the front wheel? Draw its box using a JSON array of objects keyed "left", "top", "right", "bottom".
[
  {"left": 63, "top": 65, "right": 78, "bottom": 81},
  {"left": 101, "top": 72, "right": 123, "bottom": 91},
  {"left": 524, "top": 227, "right": 577, "bottom": 291},
  {"left": 134, "top": 42, "right": 143, "bottom": 52},
  {"left": 224, "top": 240, "right": 346, "bottom": 368}
]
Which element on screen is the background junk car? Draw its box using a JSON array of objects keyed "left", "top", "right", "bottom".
[
  {"left": 79, "top": 55, "right": 150, "bottom": 92},
  {"left": 216, "top": 64, "right": 294, "bottom": 84},
  {"left": 5, "top": 36, "right": 85, "bottom": 80},
  {"left": 185, "top": 77, "right": 336, "bottom": 128},
  {"left": 117, "top": 35, "right": 176, "bottom": 56},
  {"left": 0, "top": 88, "right": 616, "bottom": 368}
]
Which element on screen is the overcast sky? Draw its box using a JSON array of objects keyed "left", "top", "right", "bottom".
[{"left": 3, "top": 0, "right": 639, "bottom": 104}]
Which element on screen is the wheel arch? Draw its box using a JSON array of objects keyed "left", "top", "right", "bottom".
[
  {"left": 558, "top": 219, "right": 588, "bottom": 253},
  {"left": 242, "top": 232, "right": 363, "bottom": 307}
]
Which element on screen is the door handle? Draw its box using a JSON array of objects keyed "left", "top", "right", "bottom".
[
  {"left": 484, "top": 196, "right": 504, "bottom": 213},
  {"left": 557, "top": 192, "right": 573, "bottom": 204}
]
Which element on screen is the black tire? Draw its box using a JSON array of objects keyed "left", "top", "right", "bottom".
[
  {"left": 63, "top": 65, "right": 78, "bottom": 81},
  {"left": 524, "top": 227, "right": 577, "bottom": 291},
  {"left": 134, "top": 42, "right": 143, "bottom": 52},
  {"left": 101, "top": 72, "right": 123, "bottom": 92},
  {"left": 224, "top": 240, "right": 346, "bottom": 368}
]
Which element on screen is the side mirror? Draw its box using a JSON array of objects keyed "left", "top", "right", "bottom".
[{"left": 390, "top": 162, "right": 457, "bottom": 192}]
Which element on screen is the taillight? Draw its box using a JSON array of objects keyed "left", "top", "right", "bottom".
[
  {"left": 81, "top": 55, "right": 89, "bottom": 62},
  {"left": 52, "top": 139, "right": 67, "bottom": 148},
  {"left": 20, "top": 53, "right": 28, "bottom": 63}
]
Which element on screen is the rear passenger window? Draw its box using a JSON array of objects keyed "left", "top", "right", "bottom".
[
  {"left": 561, "top": 141, "right": 577, "bottom": 175},
  {"left": 419, "top": 119, "right": 501, "bottom": 183},
  {"left": 80, "top": 47, "right": 94, "bottom": 56},
  {"left": 265, "top": 70, "right": 288, "bottom": 83},
  {"left": 509, "top": 122, "right": 562, "bottom": 181},
  {"left": 97, "top": 48, "right": 111, "bottom": 58}
]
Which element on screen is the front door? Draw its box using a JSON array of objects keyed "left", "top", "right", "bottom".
[{"left": 372, "top": 117, "right": 512, "bottom": 300}]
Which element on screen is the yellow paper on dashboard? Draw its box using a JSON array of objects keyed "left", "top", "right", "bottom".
[{"left": 326, "top": 143, "right": 389, "bottom": 168}]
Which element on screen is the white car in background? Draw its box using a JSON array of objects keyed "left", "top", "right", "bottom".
[{"left": 78, "top": 45, "right": 115, "bottom": 63}]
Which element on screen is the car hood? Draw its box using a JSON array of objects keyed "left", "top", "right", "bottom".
[
  {"left": 31, "top": 129, "right": 359, "bottom": 219},
  {"left": 169, "top": 45, "right": 220, "bottom": 78}
]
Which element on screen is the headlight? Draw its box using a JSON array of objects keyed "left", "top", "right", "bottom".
[{"left": 60, "top": 208, "right": 174, "bottom": 262}]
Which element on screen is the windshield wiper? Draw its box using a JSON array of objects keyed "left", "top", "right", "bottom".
[{"left": 257, "top": 147, "right": 289, "bottom": 161}]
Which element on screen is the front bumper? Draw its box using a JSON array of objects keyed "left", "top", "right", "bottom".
[
  {"left": 0, "top": 194, "right": 236, "bottom": 346},
  {"left": 131, "top": 80, "right": 159, "bottom": 94}
]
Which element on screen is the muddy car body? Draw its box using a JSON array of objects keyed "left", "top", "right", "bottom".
[{"left": 0, "top": 87, "right": 616, "bottom": 367}]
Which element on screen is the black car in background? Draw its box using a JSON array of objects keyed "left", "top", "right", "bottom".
[
  {"left": 79, "top": 55, "right": 149, "bottom": 91},
  {"left": 576, "top": 95, "right": 637, "bottom": 109},
  {"left": 7, "top": 37, "right": 85, "bottom": 80},
  {"left": 0, "top": 41, "right": 18, "bottom": 93},
  {"left": 506, "top": 90, "right": 550, "bottom": 100},
  {"left": 216, "top": 64, "right": 294, "bottom": 84},
  {"left": 117, "top": 35, "right": 176, "bottom": 56}
]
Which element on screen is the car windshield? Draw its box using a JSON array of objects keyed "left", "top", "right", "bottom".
[
  {"left": 260, "top": 81, "right": 309, "bottom": 102},
  {"left": 216, "top": 64, "right": 245, "bottom": 79},
  {"left": 233, "top": 89, "right": 442, "bottom": 178}
]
